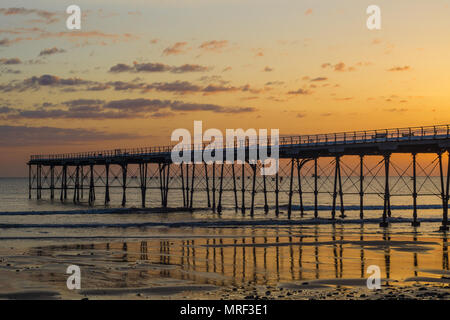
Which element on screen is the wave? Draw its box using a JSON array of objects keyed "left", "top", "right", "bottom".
[
  {"left": 0, "top": 204, "right": 444, "bottom": 216},
  {"left": 0, "top": 216, "right": 445, "bottom": 229}
]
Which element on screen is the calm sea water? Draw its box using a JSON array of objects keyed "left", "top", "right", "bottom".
[{"left": 0, "top": 176, "right": 446, "bottom": 234}]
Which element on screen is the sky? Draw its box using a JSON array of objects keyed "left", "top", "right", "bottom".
[{"left": 0, "top": 0, "right": 449, "bottom": 176}]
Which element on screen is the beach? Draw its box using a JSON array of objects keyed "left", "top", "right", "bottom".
[{"left": 0, "top": 208, "right": 449, "bottom": 300}]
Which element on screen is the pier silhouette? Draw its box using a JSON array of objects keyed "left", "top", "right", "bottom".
[{"left": 28, "top": 124, "right": 450, "bottom": 230}]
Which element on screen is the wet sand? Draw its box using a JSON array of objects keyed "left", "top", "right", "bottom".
[{"left": 0, "top": 223, "right": 449, "bottom": 300}]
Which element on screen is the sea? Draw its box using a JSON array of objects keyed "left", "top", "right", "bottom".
[{"left": 0, "top": 177, "right": 448, "bottom": 297}]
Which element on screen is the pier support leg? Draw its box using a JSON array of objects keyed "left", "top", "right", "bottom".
[
  {"left": 275, "top": 169, "right": 279, "bottom": 216},
  {"left": 164, "top": 163, "right": 170, "bottom": 207},
  {"left": 63, "top": 165, "right": 67, "bottom": 200},
  {"left": 158, "top": 163, "right": 165, "bottom": 207},
  {"left": 204, "top": 163, "right": 211, "bottom": 208},
  {"left": 263, "top": 171, "right": 268, "bottom": 213},
  {"left": 80, "top": 166, "right": 84, "bottom": 199},
  {"left": 28, "top": 164, "right": 31, "bottom": 199},
  {"left": 36, "top": 164, "right": 41, "bottom": 200},
  {"left": 139, "top": 162, "right": 148, "bottom": 208},
  {"left": 105, "top": 164, "right": 110, "bottom": 205},
  {"left": 190, "top": 163, "right": 195, "bottom": 209},
  {"left": 60, "top": 165, "right": 65, "bottom": 201},
  {"left": 412, "top": 153, "right": 420, "bottom": 226},
  {"left": 338, "top": 157, "right": 345, "bottom": 218},
  {"left": 181, "top": 163, "right": 186, "bottom": 207},
  {"left": 314, "top": 158, "right": 318, "bottom": 219},
  {"left": 50, "top": 165, "right": 54, "bottom": 200},
  {"left": 218, "top": 162, "right": 224, "bottom": 214},
  {"left": 241, "top": 163, "right": 246, "bottom": 215},
  {"left": 439, "top": 152, "right": 449, "bottom": 231},
  {"left": 212, "top": 162, "right": 216, "bottom": 212},
  {"left": 250, "top": 164, "right": 257, "bottom": 217},
  {"left": 359, "top": 155, "right": 364, "bottom": 220},
  {"left": 232, "top": 163, "right": 238, "bottom": 211},
  {"left": 74, "top": 165, "right": 80, "bottom": 204},
  {"left": 297, "top": 159, "right": 305, "bottom": 217},
  {"left": 332, "top": 158, "right": 338, "bottom": 220},
  {"left": 185, "top": 163, "right": 190, "bottom": 208},
  {"left": 288, "top": 158, "right": 294, "bottom": 219},
  {"left": 121, "top": 164, "right": 127, "bottom": 207},
  {"left": 380, "top": 154, "right": 391, "bottom": 227},
  {"left": 88, "top": 164, "right": 95, "bottom": 206}
]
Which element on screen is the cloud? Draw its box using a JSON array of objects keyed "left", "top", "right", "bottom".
[
  {"left": 109, "top": 63, "right": 134, "bottom": 73},
  {"left": 103, "top": 98, "right": 168, "bottom": 112},
  {"left": 334, "top": 97, "right": 353, "bottom": 101},
  {"left": 372, "top": 38, "right": 382, "bottom": 45},
  {"left": 0, "top": 27, "right": 134, "bottom": 47},
  {"left": 163, "top": 42, "right": 189, "bottom": 56},
  {"left": 0, "top": 73, "right": 264, "bottom": 97},
  {"left": 144, "top": 81, "right": 202, "bottom": 94},
  {"left": 0, "top": 7, "right": 59, "bottom": 24},
  {"left": 0, "top": 37, "right": 31, "bottom": 46},
  {"left": 310, "top": 77, "right": 328, "bottom": 82},
  {"left": 0, "top": 69, "right": 20, "bottom": 74},
  {"left": 0, "top": 57, "right": 21, "bottom": 65},
  {"left": 384, "top": 108, "right": 408, "bottom": 112},
  {"left": 151, "top": 111, "right": 175, "bottom": 118},
  {"left": 322, "top": 62, "right": 356, "bottom": 72},
  {"left": 134, "top": 62, "right": 172, "bottom": 72},
  {"left": 38, "top": 47, "right": 66, "bottom": 56},
  {"left": 2, "top": 97, "right": 257, "bottom": 121},
  {"left": 109, "top": 62, "right": 209, "bottom": 73},
  {"left": 0, "top": 74, "right": 95, "bottom": 92},
  {"left": 170, "top": 101, "right": 255, "bottom": 113},
  {"left": 0, "top": 106, "right": 13, "bottom": 113},
  {"left": 265, "top": 81, "right": 284, "bottom": 86},
  {"left": 171, "top": 64, "right": 210, "bottom": 73},
  {"left": 199, "top": 40, "right": 228, "bottom": 52},
  {"left": 0, "top": 125, "right": 138, "bottom": 147},
  {"left": 387, "top": 66, "right": 411, "bottom": 72},
  {"left": 334, "top": 62, "right": 348, "bottom": 72},
  {"left": 104, "top": 99, "right": 256, "bottom": 114},
  {"left": 287, "top": 88, "right": 311, "bottom": 95},
  {"left": 62, "top": 99, "right": 104, "bottom": 107}
]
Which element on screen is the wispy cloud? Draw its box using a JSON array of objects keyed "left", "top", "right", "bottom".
[
  {"left": 287, "top": 88, "right": 311, "bottom": 95},
  {"left": 163, "top": 42, "right": 189, "bottom": 56},
  {"left": 199, "top": 40, "right": 228, "bottom": 52},
  {"left": 387, "top": 65, "right": 411, "bottom": 72},
  {"left": 38, "top": 47, "right": 66, "bottom": 56},
  {"left": 109, "top": 62, "right": 210, "bottom": 74},
  {"left": 2, "top": 98, "right": 257, "bottom": 121},
  {"left": 0, "top": 57, "right": 21, "bottom": 65},
  {"left": 0, "top": 125, "right": 140, "bottom": 147}
]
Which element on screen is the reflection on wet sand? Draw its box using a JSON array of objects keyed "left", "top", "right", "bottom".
[{"left": 24, "top": 225, "right": 449, "bottom": 292}]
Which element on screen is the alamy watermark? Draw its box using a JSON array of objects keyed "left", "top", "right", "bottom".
[
  {"left": 66, "top": 265, "right": 81, "bottom": 290},
  {"left": 66, "top": 5, "right": 81, "bottom": 30},
  {"left": 366, "top": 265, "right": 381, "bottom": 290},
  {"left": 171, "top": 121, "right": 279, "bottom": 175}
]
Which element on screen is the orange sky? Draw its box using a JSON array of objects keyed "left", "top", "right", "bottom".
[{"left": 1, "top": 0, "right": 450, "bottom": 176}]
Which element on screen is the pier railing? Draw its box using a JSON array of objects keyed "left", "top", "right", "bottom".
[{"left": 29, "top": 124, "right": 450, "bottom": 161}]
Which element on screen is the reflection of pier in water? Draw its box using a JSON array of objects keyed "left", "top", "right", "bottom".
[{"left": 38, "top": 227, "right": 450, "bottom": 288}]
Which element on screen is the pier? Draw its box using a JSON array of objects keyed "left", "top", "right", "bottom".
[{"left": 27, "top": 124, "right": 450, "bottom": 230}]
